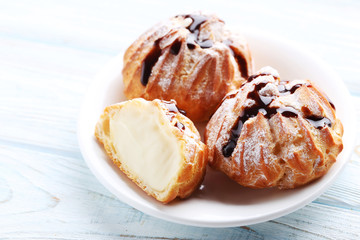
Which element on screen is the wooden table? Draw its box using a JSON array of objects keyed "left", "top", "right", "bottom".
[{"left": 1, "top": 0, "right": 359, "bottom": 239}]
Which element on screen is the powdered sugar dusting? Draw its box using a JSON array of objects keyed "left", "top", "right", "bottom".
[
  {"left": 244, "top": 98, "right": 255, "bottom": 108},
  {"left": 259, "top": 83, "right": 279, "bottom": 96},
  {"left": 257, "top": 66, "right": 280, "bottom": 78},
  {"left": 252, "top": 75, "right": 276, "bottom": 85}
]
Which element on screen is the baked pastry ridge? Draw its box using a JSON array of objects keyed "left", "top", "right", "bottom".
[
  {"left": 95, "top": 98, "right": 208, "bottom": 203},
  {"left": 122, "top": 13, "right": 254, "bottom": 122},
  {"left": 205, "top": 67, "right": 343, "bottom": 189}
]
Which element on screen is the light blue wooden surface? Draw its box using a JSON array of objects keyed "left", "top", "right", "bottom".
[{"left": 0, "top": 0, "right": 359, "bottom": 239}]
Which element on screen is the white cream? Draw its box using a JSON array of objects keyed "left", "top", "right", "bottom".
[{"left": 109, "top": 100, "right": 182, "bottom": 192}]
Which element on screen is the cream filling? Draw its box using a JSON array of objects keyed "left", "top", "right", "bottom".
[{"left": 109, "top": 100, "right": 182, "bottom": 192}]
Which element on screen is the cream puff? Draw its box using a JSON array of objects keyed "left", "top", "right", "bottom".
[
  {"left": 95, "top": 98, "right": 208, "bottom": 203},
  {"left": 205, "top": 67, "right": 343, "bottom": 189},
  {"left": 122, "top": 13, "right": 253, "bottom": 122}
]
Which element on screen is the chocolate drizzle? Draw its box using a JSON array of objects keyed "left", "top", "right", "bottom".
[
  {"left": 140, "top": 40, "right": 162, "bottom": 86},
  {"left": 222, "top": 77, "right": 332, "bottom": 157},
  {"left": 163, "top": 100, "right": 186, "bottom": 119},
  {"left": 278, "top": 82, "right": 310, "bottom": 95},
  {"left": 170, "top": 39, "right": 182, "bottom": 55},
  {"left": 164, "top": 101, "right": 179, "bottom": 114},
  {"left": 329, "top": 100, "right": 336, "bottom": 110},
  {"left": 184, "top": 15, "right": 213, "bottom": 49},
  {"left": 175, "top": 122, "right": 185, "bottom": 130},
  {"left": 230, "top": 46, "right": 249, "bottom": 79},
  {"left": 324, "top": 95, "right": 336, "bottom": 110},
  {"left": 186, "top": 14, "right": 208, "bottom": 32},
  {"left": 306, "top": 115, "right": 332, "bottom": 129},
  {"left": 224, "top": 40, "right": 249, "bottom": 79},
  {"left": 140, "top": 14, "right": 215, "bottom": 86},
  {"left": 162, "top": 101, "right": 186, "bottom": 131}
]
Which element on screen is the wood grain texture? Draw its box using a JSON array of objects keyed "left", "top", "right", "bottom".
[{"left": 0, "top": 0, "right": 359, "bottom": 239}]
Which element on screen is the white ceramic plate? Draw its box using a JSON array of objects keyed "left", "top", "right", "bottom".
[{"left": 78, "top": 30, "right": 357, "bottom": 228}]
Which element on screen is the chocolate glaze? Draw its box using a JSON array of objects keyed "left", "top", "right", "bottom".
[
  {"left": 288, "top": 84, "right": 304, "bottom": 94},
  {"left": 175, "top": 122, "right": 185, "bottom": 130},
  {"left": 186, "top": 41, "right": 196, "bottom": 50},
  {"left": 224, "top": 40, "right": 249, "bottom": 79},
  {"left": 324, "top": 95, "right": 336, "bottom": 110},
  {"left": 222, "top": 78, "right": 332, "bottom": 157},
  {"left": 276, "top": 106, "right": 299, "bottom": 118},
  {"left": 248, "top": 72, "right": 280, "bottom": 82},
  {"left": 140, "top": 40, "right": 162, "bottom": 86},
  {"left": 170, "top": 39, "right": 182, "bottom": 55},
  {"left": 162, "top": 101, "right": 187, "bottom": 130},
  {"left": 278, "top": 81, "right": 310, "bottom": 95},
  {"left": 229, "top": 46, "right": 249, "bottom": 79},
  {"left": 306, "top": 115, "right": 332, "bottom": 129},
  {"left": 222, "top": 118, "right": 243, "bottom": 157},
  {"left": 186, "top": 14, "right": 208, "bottom": 32},
  {"left": 140, "top": 14, "right": 220, "bottom": 85},
  {"left": 248, "top": 73, "right": 271, "bottom": 82},
  {"left": 184, "top": 15, "right": 213, "bottom": 49},
  {"left": 186, "top": 34, "right": 197, "bottom": 49},
  {"left": 164, "top": 101, "right": 179, "bottom": 113},
  {"left": 162, "top": 101, "right": 187, "bottom": 121}
]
